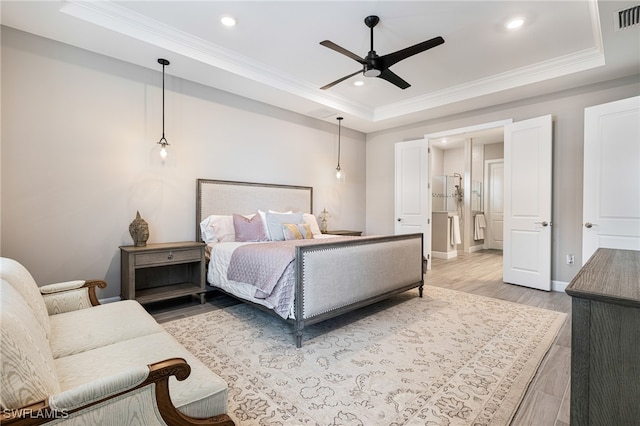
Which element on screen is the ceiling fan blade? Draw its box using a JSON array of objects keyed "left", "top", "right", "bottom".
[
  {"left": 320, "top": 69, "right": 363, "bottom": 90},
  {"left": 377, "top": 69, "right": 411, "bottom": 90},
  {"left": 380, "top": 36, "right": 445, "bottom": 69},
  {"left": 320, "top": 40, "right": 367, "bottom": 65}
]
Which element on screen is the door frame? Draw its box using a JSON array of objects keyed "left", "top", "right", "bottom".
[{"left": 425, "top": 119, "right": 512, "bottom": 262}]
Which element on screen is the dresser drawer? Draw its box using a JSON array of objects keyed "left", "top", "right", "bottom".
[{"left": 135, "top": 248, "right": 201, "bottom": 266}]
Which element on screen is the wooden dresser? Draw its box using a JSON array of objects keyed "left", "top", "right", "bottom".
[{"left": 565, "top": 248, "right": 640, "bottom": 426}]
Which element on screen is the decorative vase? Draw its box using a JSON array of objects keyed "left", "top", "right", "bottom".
[{"left": 129, "top": 211, "right": 149, "bottom": 247}]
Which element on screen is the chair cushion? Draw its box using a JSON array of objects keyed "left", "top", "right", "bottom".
[
  {"left": 48, "top": 300, "right": 165, "bottom": 358},
  {"left": 0, "top": 280, "right": 60, "bottom": 409},
  {"left": 54, "top": 332, "right": 228, "bottom": 418},
  {"left": 0, "top": 257, "right": 51, "bottom": 338}
]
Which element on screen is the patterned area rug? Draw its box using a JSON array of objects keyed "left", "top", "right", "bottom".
[{"left": 163, "top": 286, "right": 566, "bottom": 425}]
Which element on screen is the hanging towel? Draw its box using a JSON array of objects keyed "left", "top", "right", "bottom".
[
  {"left": 474, "top": 214, "right": 486, "bottom": 240},
  {"left": 450, "top": 215, "right": 461, "bottom": 246}
]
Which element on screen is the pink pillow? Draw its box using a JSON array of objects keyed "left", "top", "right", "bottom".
[{"left": 233, "top": 213, "right": 268, "bottom": 242}]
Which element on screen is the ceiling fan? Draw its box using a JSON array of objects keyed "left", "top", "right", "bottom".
[{"left": 320, "top": 15, "right": 444, "bottom": 90}]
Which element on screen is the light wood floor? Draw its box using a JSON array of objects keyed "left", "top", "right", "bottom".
[
  {"left": 428, "top": 250, "right": 571, "bottom": 426},
  {"left": 147, "top": 249, "right": 571, "bottom": 426}
]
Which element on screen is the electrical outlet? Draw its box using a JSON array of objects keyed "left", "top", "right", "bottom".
[{"left": 566, "top": 254, "right": 575, "bottom": 265}]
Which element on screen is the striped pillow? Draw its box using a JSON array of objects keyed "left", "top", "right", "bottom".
[{"left": 282, "top": 223, "right": 314, "bottom": 240}]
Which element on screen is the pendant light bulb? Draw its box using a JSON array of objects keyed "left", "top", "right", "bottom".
[
  {"left": 335, "top": 117, "right": 344, "bottom": 182},
  {"left": 157, "top": 58, "right": 170, "bottom": 160}
]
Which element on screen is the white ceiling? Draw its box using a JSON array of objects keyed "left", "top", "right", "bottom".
[{"left": 2, "top": 1, "right": 639, "bottom": 133}]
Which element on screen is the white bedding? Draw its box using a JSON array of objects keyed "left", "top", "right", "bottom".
[{"left": 206, "top": 234, "right": 338, "bottom": 318}]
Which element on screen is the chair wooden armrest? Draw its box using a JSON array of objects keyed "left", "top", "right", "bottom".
[
  {"left": 1, "top": 358, "right": 234, "bottom": 426},
  {"left": 40, "top": 280, "right": 107, "bottom": 314},
  {"left": 80, "top": 280, "right": 107, "bottom": 306}
]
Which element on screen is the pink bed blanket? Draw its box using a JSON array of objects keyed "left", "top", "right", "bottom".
[
  {"left": 229, "top": 236, "right": 367, "bottom": 293},
  {"left": 227, "top": 239, "right": 330, "bottom": 298}
]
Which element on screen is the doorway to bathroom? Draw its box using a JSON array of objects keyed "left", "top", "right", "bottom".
[
  {"left": 397, "top": 116, "right": 553, "bottom": 290},
  {"left": 426, "top": 121, "right": 506, "bottom": 275}
]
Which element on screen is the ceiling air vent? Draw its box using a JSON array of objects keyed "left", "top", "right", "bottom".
[{"left": 615, "top": 5, "right": 640, "bottom": 31}]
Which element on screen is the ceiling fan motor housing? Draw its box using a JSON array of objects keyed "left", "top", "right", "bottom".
[{"left": 364, "top": 63, "right": 381, "bottom": 77}]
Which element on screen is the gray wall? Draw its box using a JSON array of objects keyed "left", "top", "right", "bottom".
[
  {"left": 1, "top": 27, "right": 366, "bottom": 299},
  {"left": 366, "top": 76, "right": 640, "bottom": 284}
]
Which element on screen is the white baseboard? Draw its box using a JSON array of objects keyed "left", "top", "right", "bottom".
[
  {"left": 98, "top": 296, "right": 121, "bottom": 304},
  {"left": 551, "top": 280, "right": 569, "bottom": 293},
  {"left": 468, "top": 245, "right": 485, "bottom": 253},
  {"left": 432, "top": 250, "right": 458, "bottom": 259}
]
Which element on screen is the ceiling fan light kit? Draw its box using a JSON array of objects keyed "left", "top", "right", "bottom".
[{"left": 320, "top": 15, "right": 444, "bottom": 90}]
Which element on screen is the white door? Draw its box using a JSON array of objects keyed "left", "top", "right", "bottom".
[
  {"left": 503, "top": 115, "right": 553, "bottom": 291},
  {"left": 485, "top": 160, "right": 504, "bottom": 250},
  {"left": 395, "top": 139, "right": 430, "bottom": 265},
  {"left": 583, "top": 96, "right": 640, "bottom": 263}
]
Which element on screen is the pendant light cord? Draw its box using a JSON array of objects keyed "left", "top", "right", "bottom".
[
  {"left": 337, "top": 116, "right": 343, "bottom": 168},
  {"left": 158, "top": 58, "right": 170, "bottom": 146},
  {"left": 162, "top": 62, "right": 165, "bottom": 139}
]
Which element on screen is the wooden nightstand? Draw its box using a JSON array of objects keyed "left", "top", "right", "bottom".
[
  {"left": 120, "top": 241, "right": 206, "bottom": 305},
  {"left": 321, "top": 230, "right": 362, "bottom": 236}
]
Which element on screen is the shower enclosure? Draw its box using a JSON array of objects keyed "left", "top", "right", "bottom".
[
  {"left": 431, "top": 175, "right": 464, "bottom": 258},
  {"left": 431, "top": 174, "right": 483, "bottom": 258},
  {"left": 432, "top": 175, "right": 463, "bottom": 212}
]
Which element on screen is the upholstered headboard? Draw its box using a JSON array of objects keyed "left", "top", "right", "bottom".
[{"left": 196, "top": 179, "right": 313, "bottom": 240}]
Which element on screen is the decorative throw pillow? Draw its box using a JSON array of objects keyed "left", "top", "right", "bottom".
[
  {"left": 258, "top": 210, "right": 294, "bottom": 239},
  {"left": 303, "top": 213, "right": 322, "bottom": 236},
  {"left": 200, "top": 215, "right": 235, "bottom": 243},
  {"left": 265, "top": 212, "right": 303, "bottom": 241},
  {"left": 282, "top": 223, "right": 314, "bottom": 240},
  {"left": 233, "top": 213, "right": 268, "bottom": 242}
]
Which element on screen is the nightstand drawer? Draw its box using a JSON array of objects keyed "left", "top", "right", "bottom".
[{"left": 135, "top": 248, "right": 201, "bottom": 266}]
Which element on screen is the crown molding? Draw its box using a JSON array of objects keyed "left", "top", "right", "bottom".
[
  {"left": 374, "top": 47, "right": 605, "bottom": 121},
  {"left": 60, "top": 0, "right": 374, "bottom": 120},
  {"left": 60, "top": 0, "right": 606, "bottom": 125}
]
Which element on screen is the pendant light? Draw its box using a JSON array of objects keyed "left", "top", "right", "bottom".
[
  {"left": 157, "top": 58, "right": 170, "bottom": 160},
  {"left": 335, "top": 117, "right": 345, "bottom": 182}
]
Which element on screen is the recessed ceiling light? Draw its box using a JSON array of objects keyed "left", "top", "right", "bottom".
[
  {"left": 441, "top": 138, "right": 447, "bottom": 144},
  {"left": 353, "top": 80, "right": 364, "bottom": 86},
  {"left": 220, "top": 16, "right": 236, "bottom": 27},
  {"left": 506, "top": 17, "right": 524, "bottom": 30}
]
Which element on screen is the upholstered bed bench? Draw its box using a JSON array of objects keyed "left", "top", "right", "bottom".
[{"left": 0, "top": 257, "right": 234, "bottom": 426}]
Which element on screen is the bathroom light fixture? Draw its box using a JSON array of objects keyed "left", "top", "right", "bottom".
[
  {"left": 335, "top": 117, "right": 345, "bottom": 182},
  {"left": 156, "top": 58, "right": 170, "bottom": 160}
]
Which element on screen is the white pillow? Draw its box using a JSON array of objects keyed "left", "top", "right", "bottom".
[
  {"left": 200, "top": 215, "right": 218, "bottom": 243},
  {"left": 258, "top": 210, "right": 292, "bottom": 240},
  {"left": 265, "top": 212, "right": 303, "bottom": 241},
  {"left": 257, "top": 210, "right": 269, "bottom": 239},
  {"left": 200, "top": 215, "right": 235, "bottom": 243},
  {"left": 303, "top": 213, "right": 322, "bottom": 236}
]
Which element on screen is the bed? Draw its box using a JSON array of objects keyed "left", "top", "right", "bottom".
[{"left": 196, "top": 179, "right": 424, "bottom": 347}]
